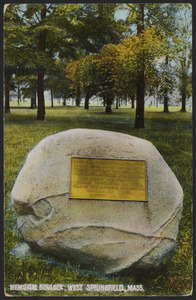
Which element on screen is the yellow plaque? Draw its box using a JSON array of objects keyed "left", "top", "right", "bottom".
[{"left": 69, "top": 157, "right": 147, "bottom": 201}]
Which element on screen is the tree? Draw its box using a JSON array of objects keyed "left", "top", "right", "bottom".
[
  {"left": 68, "top": 26, "right": 165, "bottom": 114},
  {"left": 117, "top": 26, "right": 165, "bottom": 115},
  {"left": 57, "top": 3, "right": 127, "bottom": 111},
  {"left": 4, "top": 4, "right": 48, "bottom": 118},
  {"left": 124, "top": 3, "right": 146, "bottom": 127},
  {"left": 135, "top": 4, "right": 145, "bottom": 128},
  {"left": 96, "top": 44, "right": 121, "bottom": 113},
  {"left": 4, "top": 66, "right": 12, "bottom": 113},
  {"left": 158, "top": 5, "right": 178, "bottom": 113},
  {"left": 45, "top": 59, "right": 70, "bottom": 107},
  {"left": 154, "top": 56, "right": 175, "bottom": 112},
  {"left": 124, "top": 3, "right": 180, "bottom": 126},
  {"left": 61, "top": 3, "right": 126, "bottom": 54},
  {"left": 4, "top": 5, "right": 25, "bottom": 113},
  {"left": 80, "top": 54, "right": 100, "bottom": 110},
  {"left": 5, "top": 3, "right": 125, "bottom": 117},
  {"left": 174, "top": 5, "right": 192, "bottom": 112},
  {"left": 66, "top": 60, "right": 82, "bottom": 107},
  {"left": 4, "top": 4, "right": 82, "bottom": 118},
  {"left": 36, "top": 4, "right": 46, "bottom": 120},
  {"left": 11, "top": 63, "right": 37, "bottom": 108}
]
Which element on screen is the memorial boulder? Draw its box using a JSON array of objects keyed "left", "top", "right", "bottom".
[{"left": 11, "top": 129, "right": 183, "bottom": 274}]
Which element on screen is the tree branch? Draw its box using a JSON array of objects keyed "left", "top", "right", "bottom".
[
  {"left": 126, "top": 3, "right": 137, "bottom": 13},
  {"left": 34, "top": 11, "right": 41, "bottom": 23}
]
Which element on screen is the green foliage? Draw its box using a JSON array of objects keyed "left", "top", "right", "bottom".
[
  {"left": 4, "top": 3, "right": 192, "bottom": 119},
  {"left": 119, "top": 26, "right": 166, "bottom": 93},
  {"left": 45, "top": 59, "right": 71, "bottom": 100},
  {"left": 65, "top": 59, "right": 82, "bottom": 100},
  {"left": 172, "top": 5, "right": 192, "bottom": 108},
  {"left": 125, "top": 3, "right": 178, "bottom": 36},
  {"left": 66, "top": 25, "right": 165, "bottom": 106},
  {"left": 4, "top": 106, "right": 192, "bottom": 296}
]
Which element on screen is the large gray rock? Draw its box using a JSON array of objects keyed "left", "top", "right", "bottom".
[{"left": 11, "top": 129, "right": 183, "bottom": 274}]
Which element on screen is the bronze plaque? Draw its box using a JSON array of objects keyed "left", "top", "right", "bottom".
[{"left": 69, "top": 157, "right": 147, "bottom": 201}]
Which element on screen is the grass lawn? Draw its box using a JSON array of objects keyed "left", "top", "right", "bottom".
[{"left": 4, "top": 105, "right": 192, "bottom": 296}]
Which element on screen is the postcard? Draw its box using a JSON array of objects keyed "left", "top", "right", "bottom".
[{"left": 3, "top": 1, "right": 193, "bottom": 297}]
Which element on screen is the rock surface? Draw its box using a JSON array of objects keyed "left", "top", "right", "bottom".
[
  {"left": 11, "top": 129, "right": 183, "bottom": 274},
  {"left": 10, "top": 242, "right": 34, "bottom": 258}
]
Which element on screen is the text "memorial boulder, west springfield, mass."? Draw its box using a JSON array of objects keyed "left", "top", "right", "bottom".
[{"left": 11, "top": 129, "right": 183, "bottom": 274}]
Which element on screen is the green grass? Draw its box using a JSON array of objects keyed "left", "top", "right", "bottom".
[{"left": 4, "top": 105, "right": 192, "bottom": 296}]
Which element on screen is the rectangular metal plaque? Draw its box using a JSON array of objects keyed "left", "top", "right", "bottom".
[{"left": 69, "top": 157, "right": 147, "bottom": 201}]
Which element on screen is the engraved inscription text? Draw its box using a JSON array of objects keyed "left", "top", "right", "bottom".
[{"left": 69, "top": 158, "right": 147, "bottom": 201}]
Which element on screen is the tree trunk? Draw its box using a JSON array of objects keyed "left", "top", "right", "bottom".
[
  {"left": 180, "top": 90, "right": 186, "bottom": 112},
  {"left": 37, "top": 68, "right": 45, "bottom": 119},
  {"left": 131, "top": 97, "right": 135, "bottom": 109},
  {"left": 51, "top": 89, "right": 54, "bottom": 107},
  {"left": 135, "top": 74, "right": 145, "bottom": 128},
  {"left": 116, "top": 98, "right": 119, "bottom": 109},
  {"left": 85, "top": 91, "right": 90, "bottom": 110},
  {"left": 31, "top": 90, "right": 36, "bottom": 108},
  {"left": 37, "top": 4, "right": 46, "bottom": 121},
  {"left": 163, "top": 55, "right": 169, "bottom": 113},
  {"left": 4, "top": 72, "right": 10, "bottom": 114},
  {"left": 17, "top": 84, "right": 20, "bottom": 105},
  {"left": 63, "top": 98, "right": 66, "bottom": 106},
  {"left": 76, "top": 87, "right": 80, "bottom": 107},
  {"left": 106, "top": 106, "right": 112, "bottom": 113},
  {"left": 76, "top": 96, "right": 80, "bottom": 107},
  {"left": 163, "top": 95, "right": 169, "bottom": 112},
  {"left": 103, "top": 95, "right": 106, "bottom": 107},
  {"left": 135, "top": 4, "right": 145, "bottom": 128},
  {"left": 105, "top": 93, "right": 113, "bottom": 113}
]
